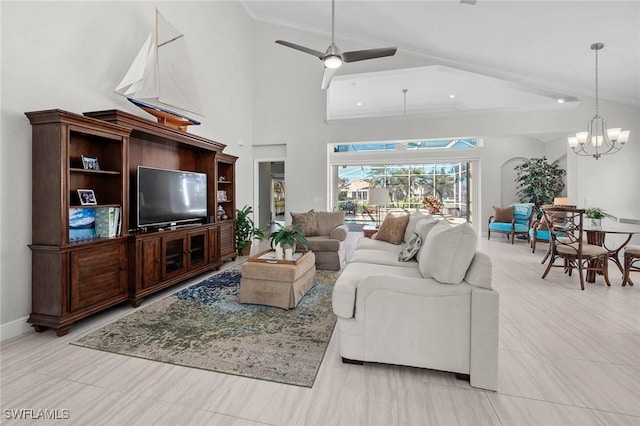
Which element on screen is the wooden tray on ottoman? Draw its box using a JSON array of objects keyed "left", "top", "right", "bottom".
[
  {"left": 240, "top": 250, "right": 316, "bottom": 309},
  {"left": 247, "top": 249, "right": 312, "bottom": 265}
]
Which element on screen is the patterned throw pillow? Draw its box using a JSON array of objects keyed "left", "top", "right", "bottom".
[
  {"left": 291, "top": 210, "right": 318, "bottom": 236},
  {"left": 375, "top": 213, "right": 410, "bottom": 245},
  {"left": 398, "top": 232, "right": 422, "bottom": 261}
]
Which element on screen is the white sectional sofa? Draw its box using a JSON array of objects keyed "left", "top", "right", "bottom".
[{"left": 332, "top": 214, "right": 499, "bottom": 391}]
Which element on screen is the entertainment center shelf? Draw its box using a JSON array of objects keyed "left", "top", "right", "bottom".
[{"left": 26, "top": 109, "right": 237, "bottom": 336}]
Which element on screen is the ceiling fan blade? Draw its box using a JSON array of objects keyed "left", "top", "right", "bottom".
[
  {"left": 275, "top": 40, "right": 324, "bottom": 60},
  {"left": 342, "top": 47, "right": 397, "bottom": 63},
  {"left": 321, "top": 67, "right": 336, "bottom": 90}
]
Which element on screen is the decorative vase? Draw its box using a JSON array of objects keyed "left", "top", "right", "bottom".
[
  {"left": 284, "top": 248, "right": 293, "bottom": 260},
  {"left": 281, "top": 242, "right": 296, "bottom": 260}
]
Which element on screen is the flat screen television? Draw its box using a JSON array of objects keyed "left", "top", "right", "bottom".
[{"left": 137, "top": 166, "right": 208, "bottom": 228}]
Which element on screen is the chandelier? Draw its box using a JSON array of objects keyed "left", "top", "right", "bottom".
[{"left": 568, "top": 43, "right": 630, "bottom": 160}]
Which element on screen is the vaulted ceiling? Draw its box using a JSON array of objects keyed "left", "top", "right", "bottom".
[{"left": 242, "top": 1, "right": 639, "bottom": 119}]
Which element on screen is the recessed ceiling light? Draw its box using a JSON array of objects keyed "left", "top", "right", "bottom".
[
  {"left": 356, "top": 101, "right": 363, "bottom": 107},
  {"left": 449, "top": 94, "right": 456, "bottom": 99},
  {"left": 557, "top": 99, "right": 565, "bottom": 103}
]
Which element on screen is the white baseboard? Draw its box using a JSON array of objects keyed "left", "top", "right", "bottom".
[{"left": 1, "top": 316, "right": 31, "bottom": 342}]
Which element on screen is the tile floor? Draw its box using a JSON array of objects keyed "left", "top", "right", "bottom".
[{"left": 1, "top": 233, "right": 638, "bottom": 425}]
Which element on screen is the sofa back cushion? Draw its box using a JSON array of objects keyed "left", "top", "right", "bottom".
[
  {"left": 414, "top": 218, "right": 440, "bottom": 260},
  {"left": 315, "top": 211, "right": 345, "bottom": 235},
  {"left": 375, "top": 213, "right": 410, "bottom": 245},
  {"left": 404, "top": 210, "right": 432, "bottom": 242},
  {"left": 419, "top": 221, "right": 478, "bottom": 284},
  {"left": 291, "top": 209, "right": 318, "bottom": 236}
]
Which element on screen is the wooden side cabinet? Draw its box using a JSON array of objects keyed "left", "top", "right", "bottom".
[{"left": 26, "top": 110, "right": 131, "bottom": 336}]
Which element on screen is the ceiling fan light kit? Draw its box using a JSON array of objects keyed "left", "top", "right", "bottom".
[
  {"left": 275, "top": 0, "right": 396, "bottom": 89},
  {"left": 569, "top": 42, "right": 630, "bottom": 160}
]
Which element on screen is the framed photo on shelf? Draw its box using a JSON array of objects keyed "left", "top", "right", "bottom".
[
  {"left": 81, "top": 155, "right": 100, "bottom": 170},
  {"left": 217, "top": 190, "right": 227, "bottom": 202},
  {"left": 77, "top": 189, "right": 97, "bottom": 206}
]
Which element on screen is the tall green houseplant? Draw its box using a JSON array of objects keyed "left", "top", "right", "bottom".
[
  {"left": 235, "top": 206, "right": 265, "bottom": 255},
  {"left": 514, "top": 157, "right": 566, "bottom": 218}
]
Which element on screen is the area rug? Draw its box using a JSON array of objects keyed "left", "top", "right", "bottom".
[{"left": 72, "top": 268, "right": 341, "bottom": 387}]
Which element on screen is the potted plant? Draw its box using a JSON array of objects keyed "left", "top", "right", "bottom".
[
  {"left": 269, "top": 223, "right": 309, "bottom": 259},
  {"left": 235, "top": 205, "right": 265, "bottom": 256},
  {"left": 586, "top": 207, "right": 604, "bottom": 229},
  {"left": 514, "top": 157, "right": 566, "bottom": 219}
]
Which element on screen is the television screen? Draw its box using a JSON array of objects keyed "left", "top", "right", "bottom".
[{"left": 137, "top": 166, "right": 207, "bottom": 227}]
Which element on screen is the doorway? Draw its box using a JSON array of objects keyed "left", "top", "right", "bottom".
[{"left": 257, "top": 161, "right": 285, "bottom": 232}]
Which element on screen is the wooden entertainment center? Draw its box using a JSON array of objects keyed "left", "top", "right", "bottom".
[{"left": 26, "top": 109, "right": 237, "bottom": 336}]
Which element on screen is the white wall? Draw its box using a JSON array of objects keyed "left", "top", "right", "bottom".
[
  {"left": 2, "top": 2, "right": 639, "bottom": 338},
  {"left": 0, "top": 1, "right": 255, "bottom": 339}
]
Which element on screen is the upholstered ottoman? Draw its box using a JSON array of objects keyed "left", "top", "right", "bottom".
[{"left": 240, "top": 251, "right": 316, "bottom": 309}]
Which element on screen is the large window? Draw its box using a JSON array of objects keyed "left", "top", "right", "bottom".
[
  {"left": 331, "top": 138, "right": 477, "bottom": 225},
  {"left": 337, "top": 162, "right": 472, "bottom": 223}
]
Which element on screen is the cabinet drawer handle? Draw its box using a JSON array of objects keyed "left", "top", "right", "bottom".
[
  {"left": 120, "top": 266, "right": 126, "bottom": 270},
  {"left": 155, "top": 258, "right": 161, "bottom": 263}
]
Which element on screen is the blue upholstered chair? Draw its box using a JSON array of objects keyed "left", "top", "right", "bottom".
[
  {"left": 488, "top": 203, "right": 534, "bottom": 244},
  {"left": 529, "top": 219, "right": 550, "bottom": 253}
]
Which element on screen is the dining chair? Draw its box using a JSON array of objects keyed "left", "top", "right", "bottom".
[
  {"left": 622, "top": 245, "right": 640, "bottom": 286},
  {"left": 541, "top": 206, "right": 611, "bottom": 290}
]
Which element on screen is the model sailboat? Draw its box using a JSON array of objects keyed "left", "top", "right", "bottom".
[{"left": 115, "top": 8, "right": 203, "bottom": 131}]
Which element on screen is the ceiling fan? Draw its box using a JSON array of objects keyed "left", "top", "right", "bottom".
[{"left": 275, "top": 0, "right": 397, "bottom": 89}]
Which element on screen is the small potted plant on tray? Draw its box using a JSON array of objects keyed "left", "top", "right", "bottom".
[
  {"left": 236, "top": 205, "right": 266, "bottom": 256},
  {"left": 269, "top": 223, "right": 309, "bottom": 260},
  {"left": 585, "top": 207, "right": 604, "bottom": 229}
]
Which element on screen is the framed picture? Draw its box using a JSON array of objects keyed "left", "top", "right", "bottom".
[
  {"left": 77, "top": 189, "right": 97, "bottom": 206},
  {"left": 81, "top": 155, "right": 100, "bottom": 170},
  {"left": 217, "top": 190, "right": 227, "bottom": 202}
]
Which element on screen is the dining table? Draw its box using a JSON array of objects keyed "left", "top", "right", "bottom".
[{"left": 583, "top": 221, "right": 640, "bottom": 283}]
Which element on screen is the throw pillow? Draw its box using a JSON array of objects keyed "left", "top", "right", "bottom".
[
  {"left": 291, "top": 209, "right": 318, "bottom": 236},
  {"left": 404, "top": 210, "right": 432, "bottom": 243},
  {"left": 419, "top": 221, "right": 477, "bottom": 284},
  {"left": 398, "top": 232, "right": 422, "bottom": 261},
  {"left": 492, "top": 206, "right": 513, "bottom": 223},
  {"left": 375, "top": 213, "right": 410, "bottom": 245}
]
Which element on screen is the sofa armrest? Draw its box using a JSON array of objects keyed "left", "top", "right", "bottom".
[
  {"left": 470, "top": 287, "right": 499, "bottom": 391},
  {"left": 329, "top": 224, "right": 348, "bottom": 241}
]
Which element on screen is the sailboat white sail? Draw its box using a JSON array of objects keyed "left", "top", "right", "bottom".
[{"left": 115, "top": 8, "right": 203, "bottom": 131}]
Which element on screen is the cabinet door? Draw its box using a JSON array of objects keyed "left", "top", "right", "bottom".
[
  {"left": 219, "top": 221, "right": 236, "bottom": 258},
  {"left": 187, "top": 229, "right": 208, "bottom": 269},
  {"left": 70, "top": 242, "right": 127, "bottom": 311},
  {"left": 208, "top": 226, "right": 220, "bottom": 263},
  {"left": 162, "top": 235, "right": 187, "bottom": 279},
  {"left": 141, "top": 237, "right": 161, "bottom": 288}
]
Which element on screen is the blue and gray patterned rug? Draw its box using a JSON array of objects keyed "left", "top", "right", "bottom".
[{"left": 73, "top": 268, "right": 340, "bottom": 387}]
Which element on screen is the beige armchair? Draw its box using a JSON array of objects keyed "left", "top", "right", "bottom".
[{"left": 291, "top": 210, "right": 348, "bottom": 270}]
